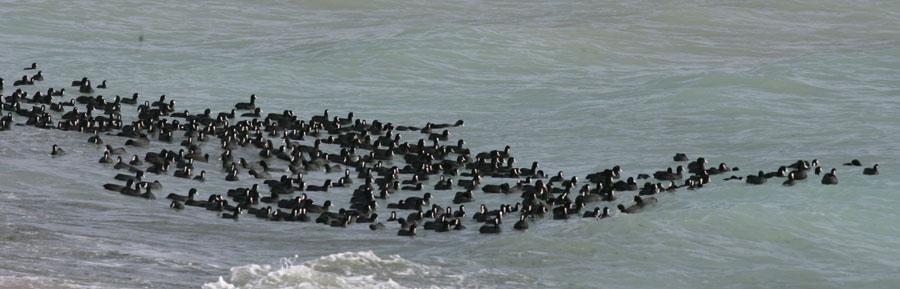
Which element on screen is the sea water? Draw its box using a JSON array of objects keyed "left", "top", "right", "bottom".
[{"left": 1, "top": 1, "right": 899, "bottom": 288}]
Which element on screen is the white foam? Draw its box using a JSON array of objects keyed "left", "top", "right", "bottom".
[{"left": 202, "top": 251, "right": 451, "bottom": 289}]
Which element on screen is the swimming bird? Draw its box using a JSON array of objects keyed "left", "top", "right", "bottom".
[
  {"left": 222, "top": 207, "right": 241, "bottom": 220},
  {"left": 167, "top": 188, "right": 198, "bottom": 202},
  {"left": 51, "top": 144, "right": 65, "bottom": 156},
  {"left": 173, "top": 167, "right": 193, "bottom": 178},
  {"left": 654, "top": 166, "right": 684, "bottom": 181},
  {"left": 843, "top": 159, "right": 862, "bottom": 166},
  {"left": 398, "top": 223, "right": 416, "bottom": 237},
  {"left": 764, "top": 166, "right": 788, "bottom": 178},
  {"left": 235, "top": 94, "right": 256, "bottom": 110},
  {"left": 745, "top": 171, "right": 767, "bottom": 185},
  {"left": 687, "top": 157, "right": 707, "bottom": 174},
  {"left": 453, "top": 190, "right": 474, "bottom": 204},
  {"left": 479, "top": 218, "right": 501, "bottom": 234},
  {"left": 121, "top": 93, "right": 139, "bottom": 105},
  {"left": 13, "top": 75, "right": 33, "bottom": 86},
  {"left": 225, "top": 169, "right": 239, "bottom": 181},
  {"left": 24, "top": 63, "right": 37, "bottom": 70},
  {"left": 552, "top": 207, "right": 570, "bottom": 220},
  {"left": 613, "top": 177, "right": 638, "bottom": 191},
  {"left": 706, "top": 163, "right": 731, "bottom": 175},
  {"left": 369, "top": 222, "right": 386, "bottom": 231},
  {"left": 98, "top": 151, "right": 113, "bottom": 164},
  {"left": 513, "top": 215, "right": 529, "bottom": 231},
  {"left": 617, "top": 196, "right": 655, "bottom": 214},
  {"left": 306, "top": 180, "right": 333, "bottom": 192},
  {"left": 583, "top": 207, "right": 610, "bottom": 219},
  {"left": 791, "top": 165, "right": 810, "bottom": 180},
  {"left": 71, "top": 77, "right": 87, "bottom": 87},
  {"left": 782, "top": 172, "right": 796, "bottom": 187},
  {"left": 638, "top": 182, "right": 660, "bottom": 195},
  {"left": 140, "top": 187, "right": 156, "bottom": 199},
  {"left": 114, "top": 171, "right": 143, "bottom": 182},
  {"left": 113, "top": 157, "right": 140, "bottom": 172},
  {"left": 241, "top": 107, "right": 262, "bottom": 117},
  {"left": 193, "top": 171, "right": 206, "bottom": 182},
  {"left": 104, "top": 179, "right": 135, "bottom": 193},
  {"left": 617, "top": 203, "right": 639, "bottom": 214},
  {"left": 128, "top": 155, "right": 143, "bottom": 166},
  {"left": 453, "top": 205, "right": 466, "bottom": 218},
  {"left": 124, "top": 135, "right": 150, "bottom": 147},
  {"left": 79, "top": 80, "right": 93, "bottom": 93},
  {"left": 863, "top": 164, "right": 879, "bottom": 176},
  {"left": 88, "top": 133, "right": 103, "bottom": 144},
  {"left": 821, "top": 168, "right": 838, "bottom": 185},
  {"left": 635, "top": 195, "right": 657, "bottom": 208},
  {"left": 105, "top": 145, "right": 126, "bottom": 156}
]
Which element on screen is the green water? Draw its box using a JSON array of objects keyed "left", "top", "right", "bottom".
[{"left": 0, "top": 1, "right": 898, "bottom": 288}]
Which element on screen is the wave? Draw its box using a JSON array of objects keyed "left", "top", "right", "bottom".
[
  {"left": 202, "top": 251, "right": 456, "bottom": 289},
  {"left": 0, "top": 276, "right": 98, "bottom": 289}
]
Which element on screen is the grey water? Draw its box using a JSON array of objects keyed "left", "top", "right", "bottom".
[{"left": 1, "top": 0, "right": 900, "bottom": 288}]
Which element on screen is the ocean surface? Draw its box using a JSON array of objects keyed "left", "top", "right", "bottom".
[{"left": 1, "top": 0, "right": 900, "bottom": 288}]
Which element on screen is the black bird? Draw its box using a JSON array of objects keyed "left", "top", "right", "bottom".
[
  {"left": 821, "top": 168, "right": 838, "bottom": 185},
  {"left": 583, "top": 207, "right": 610, "bottom": 219},
  {"left": 222, "top": 207, "right": 241, "bottom": 220},
  {"left": 88, "top": 133, "right": 103, "bottom": 144},
  {"left": 782, "top": 172, "right": 797, "bottom": 187},
  {"left": 745, "top": 171, "right": 767, "bottom": 185},
  {"left": 167, "top": 188, "right": 198, "bottom": 202},
  {"left": 194, "top": 171, "right": 206, "bottom": 182},
  {"left": 72, "top": 77, "right": 88, "bottom": 87},
  {"left": 114, "top": 171, "right": 143, "bottom": 182},
  {"left": 306, "top": 180, "right": 333, "bottom": 192},
  {"left": 369, "top": 222, "right": 386, "bottom": 231},
  {"left": 104, "top": 179, "right": 135, "bottom": 193},
  {"left": 863, "top": 164, "right": 879, "bottom": 176},
  {"left": 398, "top": 223, "right": 417, "bottom": 237},
  {"left": 235, "top": 94, "right": 257, "bottom": 110},
  {"left": 121, "top": 93, "right": 139, "bottom": 105},
  {"left": 764, "top": 166, "right": 788, "bottom": 178},
  {"left": 653, "top": 166, "right": 683, "bottom": 181},
  {"left": 98, "top": 151, "right": 113, "bottom": 164},
  {"left": 513, "top": 215, "right": 529, "bottom": 231},
  {"left": 51, "top": 144, "right": 65, "bottom": 156},
  {"left": 79, "top": 80, "right": 93, "bottom": 93},
  {"left": 13, "top": 75, "right": 33, "bottom": 86},
  {"left": 173, "top": 167, "right": 193, "bottom": 179},
  {"left": 479, "top": 218, "right": 501, "bottom": 234}
]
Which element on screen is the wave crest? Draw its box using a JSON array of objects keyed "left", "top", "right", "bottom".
[{"left": 202, "top": 251, "right": 454, "bottom": 289}]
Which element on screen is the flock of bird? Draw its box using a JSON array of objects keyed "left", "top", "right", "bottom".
[{"left": 0, "top": 63, "right": 882, "bottom": 237}]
